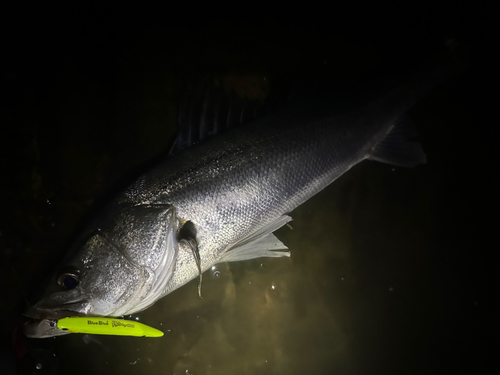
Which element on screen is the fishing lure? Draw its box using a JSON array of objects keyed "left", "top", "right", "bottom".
[{"left": 55, "top": 317, "right": 163, "bottom": 337}]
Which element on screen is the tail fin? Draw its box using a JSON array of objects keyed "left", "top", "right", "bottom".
[{"left": 366, "top": 40, "right": 466, "bottom": 168}]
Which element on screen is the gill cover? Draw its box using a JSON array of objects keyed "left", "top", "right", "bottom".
[{"left": 93, "top": 204, "right": 179, "bottom": 316}]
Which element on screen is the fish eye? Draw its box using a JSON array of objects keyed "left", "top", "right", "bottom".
[{"left": 57, "top": 269, "right": 80, "bottom": 290}]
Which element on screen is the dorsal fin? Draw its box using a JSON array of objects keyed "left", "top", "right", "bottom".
[{"left": 169, "top": 73, "right": 269, "bottom": 155}]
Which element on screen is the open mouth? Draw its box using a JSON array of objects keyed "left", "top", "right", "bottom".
[{"left": 23, "top": 301, "right": 91, "bottom": 338}]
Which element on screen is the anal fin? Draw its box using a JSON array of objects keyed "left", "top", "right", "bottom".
[{"left": 368, "top": 117, "right": 426, "bottom": 168}]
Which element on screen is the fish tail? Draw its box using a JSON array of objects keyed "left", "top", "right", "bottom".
[{"left": 366, "top": 41, "right": 465, "bottom": 168}]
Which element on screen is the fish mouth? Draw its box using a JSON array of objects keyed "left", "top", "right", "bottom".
[
  {"left": 23, "top": 298, "right": 91, "bottom": 321},
  {"left": 23, "top": 307, "right": 88, "bottom": 321},
  {"left": 23, "top": 301, "right": 91, "bottom": 338}
]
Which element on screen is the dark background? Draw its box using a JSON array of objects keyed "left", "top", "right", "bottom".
[{"left": 1, "top": 2, "right": 497, "bottom": 374}]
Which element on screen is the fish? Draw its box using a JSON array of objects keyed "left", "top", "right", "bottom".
[{"left": 23, "top": 60, "right": 452, "bottom": 338}]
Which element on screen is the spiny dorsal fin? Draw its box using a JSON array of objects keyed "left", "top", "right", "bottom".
[{"left": 170, "top": 73, "right": 269, "bottom": 155}]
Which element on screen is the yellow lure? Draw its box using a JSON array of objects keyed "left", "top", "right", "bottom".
[{"left": 56, "top": 317, "right": 164, "bottom": 337}]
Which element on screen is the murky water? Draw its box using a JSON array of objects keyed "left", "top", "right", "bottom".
[{"left": 1, "top": 8, "right": 493, "bottom": 375}]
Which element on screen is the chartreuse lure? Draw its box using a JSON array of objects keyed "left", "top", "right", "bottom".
[{"left": 56, "top": 317, "right": 163, "bottom": 337}]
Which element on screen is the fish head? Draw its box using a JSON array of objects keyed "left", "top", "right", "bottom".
[{"left": 24, "top": 204, "right": 179, "bottom": 337}]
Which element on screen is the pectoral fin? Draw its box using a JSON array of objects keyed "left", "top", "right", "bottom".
[
  {"left": 220, "top": 215, "right": 292, "bottom": 263},
  {"left": 178, "top": 221, "right": 203, "bottom": 298}
]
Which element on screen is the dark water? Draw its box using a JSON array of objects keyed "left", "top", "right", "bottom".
[{"left": 1, "top": 4, "right": 496, "bottom": 375}]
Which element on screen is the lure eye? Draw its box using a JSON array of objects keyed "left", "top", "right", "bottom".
[{"left": 57, "top": 270, "right": 80, "bottom": 290}]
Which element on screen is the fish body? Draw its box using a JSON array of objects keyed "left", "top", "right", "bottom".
[
  {"left": 121, "top": 95, "right": 409, "bottom": 294},
  {"left": 24, "top": 67, "right": 436, "bottom": 337}
]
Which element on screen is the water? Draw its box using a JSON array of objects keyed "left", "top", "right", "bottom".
[{"left": 1, "top": 7, "right": 493, "bottom": 375}]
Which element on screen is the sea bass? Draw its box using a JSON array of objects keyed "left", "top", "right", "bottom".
[{"left": 24, "top": 64, "right": 444, "bottom": 338}]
